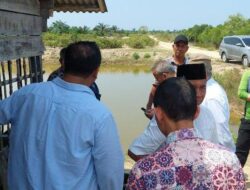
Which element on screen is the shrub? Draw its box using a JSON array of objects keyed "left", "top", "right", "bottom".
[
  {"left": 132, "top": 52, "right": 140, "bottom": 60},
  {"left": 144, "top": 53, "right": 151, "bottom": 59},
  {"left": 43, "top": 33, "right": 123, "bottom": 49},
  {"left": 96, "top": 38, "right": 123, "bottom": 49},
  {"left": 125, "top": 35, "right": 156, "bottom": 49},
  {"left": 213, "top": 68, "right": 243, "bottom": 108}
]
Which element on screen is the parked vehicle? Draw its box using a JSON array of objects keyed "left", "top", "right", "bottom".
[{"left": 219, "top": 35, "right": 250, "bottom": 67}]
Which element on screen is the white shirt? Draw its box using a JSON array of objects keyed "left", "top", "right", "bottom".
[
  {"left": 129, "top": 105, "right": 219, "bottom": 155},
  {"left": 202, "top": 78, "right": 235, "bottom": 152}
]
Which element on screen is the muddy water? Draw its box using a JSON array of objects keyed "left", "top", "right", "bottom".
[
  {"left": 44, "top": 71, "right": 154, "bottom": 153},
  {"left": 96, "top": 72, "right": 154, "bottom": 152}
]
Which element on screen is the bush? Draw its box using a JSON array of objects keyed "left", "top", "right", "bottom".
[
  {"left": 43, "top": 33, "right": 123, "bottom": 49},
  {"left": 96, "top": 38, "right": 123, "bottom": 49},
  {"left": 132, "top": 52, "right": 140, "bottom": 60},
  {"left": 125, "top": 35, "right": 156, "bottom": 49},
  {"left": 144, "top": 53, "right": 151, "bottom": 59},
  {"left": 43, "top": 33, "right": 72, "bottom": 47},
  {"left": 213, "top": 68, "right": 242, "bottom": 106}
]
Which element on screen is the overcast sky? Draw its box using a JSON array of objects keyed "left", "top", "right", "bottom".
[{"left": 48, "top": 0, "right": 250, "bottom": 30}]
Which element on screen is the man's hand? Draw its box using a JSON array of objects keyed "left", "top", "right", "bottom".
[
  {"left": 128, "top": 150, "right": 146, "bottom": 162},
  {"left": 145, "top": 108, "right": 154, "bottom": 119}
]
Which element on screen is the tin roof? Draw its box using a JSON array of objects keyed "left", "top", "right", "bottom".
[{"left": 52, "top": 0, "right": 107, "bottom": 13}]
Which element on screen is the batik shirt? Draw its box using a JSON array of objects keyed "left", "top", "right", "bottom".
[{"left": 127, "top": 128, "right": 245, "bottom": 190}]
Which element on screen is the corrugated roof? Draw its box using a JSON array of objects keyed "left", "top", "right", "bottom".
[{"left": 52, "top": 0, "right": 107, "bottom": 13}]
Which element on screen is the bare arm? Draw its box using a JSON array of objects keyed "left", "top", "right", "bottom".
[{"left": 127, "top": 149, "right": 147, "bottom": 162}]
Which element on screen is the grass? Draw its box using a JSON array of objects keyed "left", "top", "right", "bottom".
[{"left": 213, "top": 68, "right": 244, "bottom": 126}]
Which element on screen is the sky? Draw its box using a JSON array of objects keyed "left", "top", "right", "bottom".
[{"left": 47, "top": 0, "right": 250, "bottom": 31}]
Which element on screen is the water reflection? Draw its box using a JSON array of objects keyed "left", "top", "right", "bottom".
[{"left": 96, "top": 72, "right": 153, "bottom": 153}]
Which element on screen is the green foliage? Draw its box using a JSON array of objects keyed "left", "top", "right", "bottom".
[
  {"left": 184, "top": 14, "right": 250, "bottom": 49},
  {"left": 93, "top": 23, "right": 110, "bottom": 36},
  {"left": 184, "top": 24, "right": 211, "bottom": 43},
  {"left": 153, "top": 32, "right": 177, "bottom": 42},
  {"left": 125, "top": 35, "right": 156, "bottom": 49},
  {"left": 96, "top": 38, "right": 123, "bottom": 49},
  {"left": 138, "top": 26, "right": 149, "bottom": 34},
  {"left": 132, "top": 52, "right": 140, "bottom": 60},
  {"left": 43, "top": 33, "right": 72, "bottom": 47},
  {"left": 213, "top": 69, "right": 242, "bottom": 105},
  {"left": 213, "top": 68, "right": 244, "bottom": 125},
  {"left": 48, "top": 21, "right": 70, "bottom": 34},
  {"left": 43, "top": 32, "right": 124, "bottom": 49},
  {"left": 45, "top": 14, "right": 250, "bottom": 49},
  {"left": 144, "top": 53, "right": 151, "bottom": 59}
]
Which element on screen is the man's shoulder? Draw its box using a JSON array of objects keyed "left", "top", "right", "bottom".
[
  {"left": 194, "top": 105, "right": 216, "bottom": 129},
  {"left": 135, "top": 137, "right": 240, "bottom": 169},
  {"left": 198, "top": 105, "right": 214, "bottom": 117},
  {"left": 200, "top": 140, "right": 241, "bottom": 166},
  {"left": 14, "top": 82, "right": 50, "bottom": 95},
  {"left": 204, "top": 79, "right": 229, "bottom": 106},
  {"left": 207, "top": 78, "right": 227, "bottom": 95}
]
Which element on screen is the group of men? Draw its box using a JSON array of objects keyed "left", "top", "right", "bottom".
[
  {"left": 129, "top": 35, "right": 235, "bottom": 161},
  {"left": 0, "top": 36, "right": 247, "bottom": 189}
]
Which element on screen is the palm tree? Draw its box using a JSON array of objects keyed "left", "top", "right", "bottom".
[{"left": 93, "top": 23, "right": 109, "bottom": 36}]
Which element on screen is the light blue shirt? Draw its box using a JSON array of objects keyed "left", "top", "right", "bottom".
[{"left": 0, "top": 77, "right": 124, "bottom": 190}]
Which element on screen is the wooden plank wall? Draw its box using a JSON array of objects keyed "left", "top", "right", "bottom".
[
  {"left": 0, "top": 0, "right": 45, "bottom": 61},
  {"left": 0, "top": 0, "right": 40, "bottom": 15}
]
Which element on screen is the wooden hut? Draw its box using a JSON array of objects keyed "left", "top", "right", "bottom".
[{"left": 0, "top": 1, "right": 107, "bottom": 189}]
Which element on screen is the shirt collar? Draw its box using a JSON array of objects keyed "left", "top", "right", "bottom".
[
  {"left": 165, "top": 128, "right": 197, "bottom": 144},
  {"left": 52, "top": 77, "right": 95, "bottom": 96},
  {"left": 207, "top": 77, "right": 214, "bottom": 85},
  {"left": 170, "top": 56, "right": 189, "bottom": 65}
]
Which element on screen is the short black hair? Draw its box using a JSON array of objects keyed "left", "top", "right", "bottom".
[
  {"left": 59, "top": 47, "right": 67, "bottom": 64},
  {"left": 153, "top": 77, "right": 197, "bottom": 122},
  {"left": 64, "top": 41, "right": 101, "bottom": 76}
]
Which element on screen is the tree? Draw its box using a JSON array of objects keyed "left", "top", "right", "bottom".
[
  {"left": 184, "top": 24, "right": 211, "bottom": 43},
  {"left": 93, "top": 23, "right": 109, "bottom": 36},
  {"left": 138, "top": 26, "right": 148, "bottom": 34},
  {"left": 82, "top": 26, "right": 91, "bottom": 34},
  {"left": 48, "top": 20, "right": 70, "bottom": 34},
  {"left": 110, "top": 25, "right": 119, "bottom": 33},
  {"left": 223, "top": 14, "right": 247, "bottom": 34}
]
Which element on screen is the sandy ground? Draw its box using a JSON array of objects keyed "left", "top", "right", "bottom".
[
  {"left": 158, "top": 41, "right": 220, "bottom": 59},
  {"left": 43, "top": 37, "right": 244, "bottom": 74}
]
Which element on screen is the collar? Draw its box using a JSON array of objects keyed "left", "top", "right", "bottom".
[
  {"left": 207, "top": 77, "right": 215, "bottom": 85},
  {"left": 170, "top": 56, "right": 189, "bottom": 65},
  {"left": 52, "top": 77, "right": 95, "bottom": 96},
  {"left": 165, "top": 128, "right": 197, "bottom": 145}
]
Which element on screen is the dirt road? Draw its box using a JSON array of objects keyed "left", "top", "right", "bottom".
[
  {"left": 157, "top": 41, "right": 220, "bottom": 60},
  {"left": 146, "top": 35, "right": 244, "bottom": 75}
]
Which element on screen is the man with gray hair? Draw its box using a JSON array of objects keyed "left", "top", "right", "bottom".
[
  {"left": 145, "top": 59, "right": 176, "bottom": 119},
  {"left": 128, "top": 63, "right": 219, "bottom": 161},
  {"left": 189, "top": 54, "right": 235, "bottom": 152}
]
